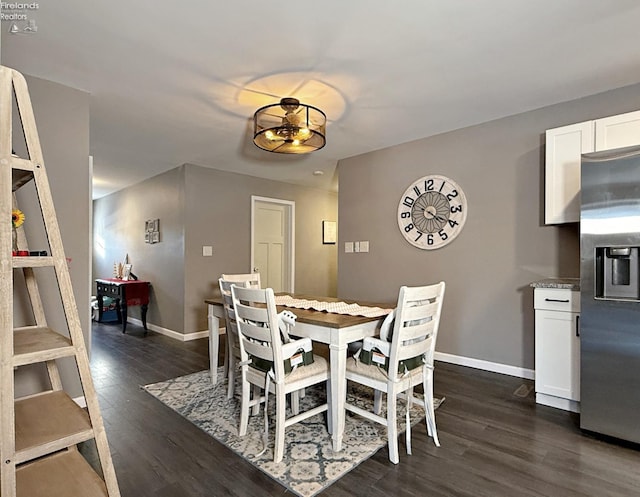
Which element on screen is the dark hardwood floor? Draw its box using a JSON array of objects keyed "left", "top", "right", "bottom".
[{"left": 87, "top": 321, "right": 640, "bottom": 497}]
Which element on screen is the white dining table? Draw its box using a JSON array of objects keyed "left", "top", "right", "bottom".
[{"left": 204, "top": 294, "right": 390, "bottom": 452}]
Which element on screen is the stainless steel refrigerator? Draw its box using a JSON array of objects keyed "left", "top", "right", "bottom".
[{"left": 580, "top": 144, "right": 640, "bottom": 443}]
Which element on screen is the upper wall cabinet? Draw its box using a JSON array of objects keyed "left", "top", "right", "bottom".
[
  {"left": 545, "top": 110, "right": 640, "bottom": 224},
  {"left": 545, "top": 121, "right": 594, "bottom": 225}
]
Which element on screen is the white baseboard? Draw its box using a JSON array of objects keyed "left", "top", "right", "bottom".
[
  {"left": 435, "top": 351, "right": 535, "bottom": 380},
  {"left": 124, "top": 318, "right": 534, "bottom": 378},
  {"left": 536, "top": 393, "right": 580, "bottom": 413},
  {"left": 73, "top": 395, "right": 87, "bottom": 408},
  {"left": 127, "top": 317, "right": 215, "bottom": 342}
]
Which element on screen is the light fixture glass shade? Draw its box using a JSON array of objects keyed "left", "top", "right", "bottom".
[{"left": 253, "top": 97, "right": 326, "bottom": 154}]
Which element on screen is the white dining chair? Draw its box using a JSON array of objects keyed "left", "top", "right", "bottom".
[
  {"left": 218, "top": 278, "right": 251, "bottom": 399},
  {"left": 231, "top": 284, "right": 330, "bottom": 463},
  {"left": 345, "top": 282, "right": 445, "bottom": 464},
  {"left": 219, "top": 273, "right": 261, "bottom": 388}
]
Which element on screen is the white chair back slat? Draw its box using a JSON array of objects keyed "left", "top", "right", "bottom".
[
  {"left": 242, "top": 336, "right": 274, "bottom": 362},
  {"left": 221, "top": 273, "right": 261, "bottom": 288},
  {"left": 400, "top": 319, "right": 434, "bottom": 342},
  {"left": 401, "top": 300, "right": 439, "bottom": 321},
  {"left": 397, "top": 336, "right": 431, "bottom": 362}
]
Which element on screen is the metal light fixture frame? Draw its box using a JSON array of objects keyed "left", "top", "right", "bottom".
[{"left": 253, "top": 97, "right": 326, "bottom": 154}]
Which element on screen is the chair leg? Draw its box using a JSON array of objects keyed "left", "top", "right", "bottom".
[
  {"left": 387, "top": 390, "right": 399, "bottom": 464},
  {"left": 423, "top": 368, "right": 440, "bottom": 447},
  {"left": 274, "top": 384, "right": 287, "bottom": 463},
  {"left": 222, "top": 328, "right": 230, "bottom": 378},
  {"left": 226, "top": 345, "right": 235, "bottom": 400},
  {"left": 374, "top": 390, "right": 383, "bottom": 415},
  {"left": 326, "top": 379, "right": 333, "bottom": 434},
  {"left": 251, "top": 385, "right": 261, "bottom": 415},
  {"left": 239, "top": 370, "right": 250, "bottom": 436},
  {"left": 291, "top": 390, "right": 300, "bottom": 415}
]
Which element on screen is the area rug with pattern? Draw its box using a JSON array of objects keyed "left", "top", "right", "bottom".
[{"left": 143, "top": 368, "right": 441, "bottom": 497}]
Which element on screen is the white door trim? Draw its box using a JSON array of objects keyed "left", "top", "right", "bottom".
[{"left": 251, "top": 195, "right": 295, "bottom": 293}]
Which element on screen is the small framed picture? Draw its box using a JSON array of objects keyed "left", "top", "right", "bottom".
[
  {"left": 322, "top": 221, "right": 336, "bottom": 244},
  {"left": 122, "top": 264, "right": 133, "bottom": 280}
]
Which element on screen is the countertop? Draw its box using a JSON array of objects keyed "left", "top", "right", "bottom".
[{"left": 530, "top": 278, "right": 580, "bottom": 291}]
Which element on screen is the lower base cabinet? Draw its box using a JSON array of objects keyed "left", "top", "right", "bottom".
[{"left": 534, "top": 287, "right": 580, "bottom": 412}]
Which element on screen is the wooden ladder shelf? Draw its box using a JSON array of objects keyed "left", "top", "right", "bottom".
[{"left": 0, "top": 66, "right": 120, "bottom": 496}]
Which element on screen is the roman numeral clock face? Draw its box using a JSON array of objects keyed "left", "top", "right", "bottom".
[{"left": 397, "top": 175, "right": 467, "bottom": 250}]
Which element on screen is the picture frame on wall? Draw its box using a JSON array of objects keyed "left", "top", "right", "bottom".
[{"left": 145, "top": 218, "right": 161, "bottom": 244}]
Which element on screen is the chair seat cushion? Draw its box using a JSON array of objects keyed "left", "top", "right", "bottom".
[
  {"left": 284, "top": 354, "right": 328, "bottom": 383},
  {"left": 247, "top": 354, "right": 328, "bottom": 383},
  {"left": 346, "top": 356, "right": 423, "bottom": 383}
]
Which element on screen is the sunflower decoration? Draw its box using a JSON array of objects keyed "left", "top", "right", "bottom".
[{"left": 12, "top": 208, "right": 25, "bottom": 229}]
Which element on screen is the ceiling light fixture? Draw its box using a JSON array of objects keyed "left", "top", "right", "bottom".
[{"left": 253, "top": 97, "right": 326, "bottom": 154}]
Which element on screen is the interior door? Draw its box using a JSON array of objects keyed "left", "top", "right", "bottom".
[{"left": 251, "top": 197, "right": 294, "bottom": 292}]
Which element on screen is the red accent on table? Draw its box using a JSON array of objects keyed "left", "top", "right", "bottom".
[{"left": 99, "top": 279, "right": 150, "bottom": 306}]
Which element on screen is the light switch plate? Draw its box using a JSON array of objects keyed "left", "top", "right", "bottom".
[
  {"left": 354, "top": 241, "right": 360, "bottom": 252},
  {"left": 360, "top": 241, "right": 369, "bottom": 252},
  {"left": 345, "top": 242, "right": 354, "bottom": 253},
  {"left": 202, "top": 245, "right": 213, "bottom": 256}
]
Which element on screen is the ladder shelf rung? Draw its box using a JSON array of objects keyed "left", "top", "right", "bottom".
[
  {"left": 13, "top": 327, "right": 74, "bottom": 366},
  {"left": 16, "top": 449, "right": 108, "bottom": 497},
  {"left": 15, "top": 390, "right": 94, "bottom": 464},
  {"left": 11, "top": 256, "right": 55, "bottom": 268}
]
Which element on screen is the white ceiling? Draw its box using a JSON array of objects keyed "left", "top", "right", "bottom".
[{"left": 4, "top": 0, "right": 640, "bottom": 198}]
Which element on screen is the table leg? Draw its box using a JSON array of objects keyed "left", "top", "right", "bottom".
[
  {"left": 208, "top": 304, "right": 220, "bottom": 384},
  {"left": 121, "top": 301, "right": 128, "bottom": 333},
  {"left": 97, "top": 295, "right": 104, "bottom": 322},
  {"left": 329, "top": 342, "right": 348, "bottom": 452},
  {"left": 141, "top": 303, "right": 148, "bottom": 335}
]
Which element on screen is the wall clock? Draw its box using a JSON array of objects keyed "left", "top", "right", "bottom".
[{"left": 397, "top": 175, "right": 467, "bottom": 250}]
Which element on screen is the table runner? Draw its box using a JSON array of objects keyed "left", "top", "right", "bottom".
[{"left": 274, "top": 294, "right": 392, "bottom": 318}]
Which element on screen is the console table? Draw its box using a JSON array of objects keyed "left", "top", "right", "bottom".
[{"left": 96, "top": 278, "right": 150, "bottom": 334}]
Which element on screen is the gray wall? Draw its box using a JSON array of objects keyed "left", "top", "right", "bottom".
[
  {"left": 93, "top": 163, "right": 338, "bottom": 335},
  {"left": 13, "top": 75, "right": 90, "bottom": 398},
  {"left": 184, "top": 164, "right": 338, "bottom": 333},
  {"left": 93, "top": 166, "right": 185, "bottom": 332},
  {"left": 337, "top": 82, "right": 640, "bottom": 373}
]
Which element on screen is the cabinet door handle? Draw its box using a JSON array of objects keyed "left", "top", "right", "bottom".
[
  {"left": 576, "top": 315, "right": 580, "bottom": 337},
  {"left": 544, "top": 298, "right": 570, "bottom": 303}
]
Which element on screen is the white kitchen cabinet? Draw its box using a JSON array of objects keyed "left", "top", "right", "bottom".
[
  {"left": 545, "top": 121, "right": 594, "bottom": 224},
  {"left": 545, "top": 110, "right": 640, "bottom": 224},
  {"left": 594, "top": 110, "right": 640, "bottom": 150},
  {"left": 534, "top": 287, "right": 581, "bottom": 412}
]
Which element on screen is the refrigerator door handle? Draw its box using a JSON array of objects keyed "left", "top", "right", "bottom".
[{"left": 576, "top": 315, "right": 580, "bottom": 337}]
